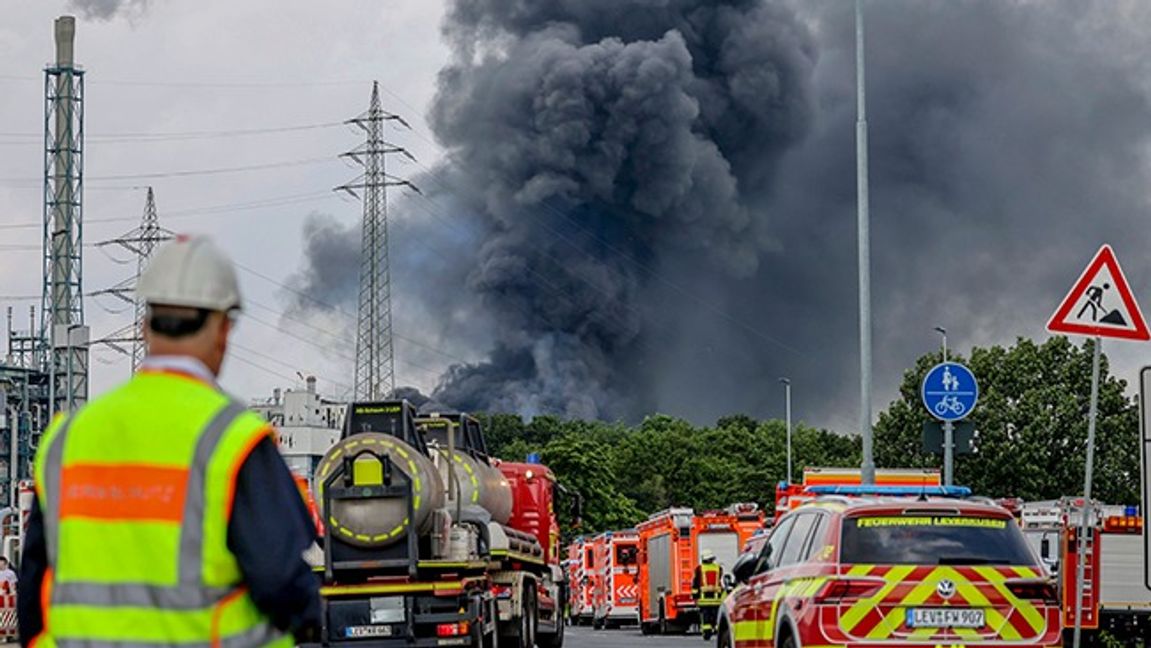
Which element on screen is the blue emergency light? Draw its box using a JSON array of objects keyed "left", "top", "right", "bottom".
[{"left": 805, "top": 485, "right": 973, "bottom": 498}]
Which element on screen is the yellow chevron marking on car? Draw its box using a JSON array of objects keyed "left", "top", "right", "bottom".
[
  {"left": 864, "top": 567, "right": 943, "bottom": 640},
  {"left": 847, "top": 564, "right": 874, "bottom": 577},
  {"left": 761, "top": 577, "right": 830, "bottom": 639},
  {"left": 731, "top": 620, "right": 758, "bottom": 642},
  {"left": 910, "top": 625, "right": 937, "bottom": 639},
  {"left": 935, "top": 567, "right": 1011, "bottom": 640},
  {"left": 1012, "top": 566, "right": 1039, "bottom": 578},
  {"left": 855, "top": 566, "right": 1018, "bottom": 641},
  {"left": 839, "top": 565, "right": 915, "bottom": 631},
  {"left": 973, "top": 566, "right": 1043, "bottom": 634}
]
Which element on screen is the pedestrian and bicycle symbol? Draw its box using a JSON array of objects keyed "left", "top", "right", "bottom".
[
  {"left": 1047, "top": 244, "right": 1150, "bottom": 341},
  {"left": 921, "top": 362, "right": 979, "bottom": 422}
]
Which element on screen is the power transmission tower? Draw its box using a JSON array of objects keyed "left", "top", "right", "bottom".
[
  {"left": 336, "top": 82, "right": 419, "bottom": 400},
  {"left": 42, "top": 16, "right": 87, "bottom": 416},
  {"left": 90, "top": 187, "right": 171, "bottom": 372}
]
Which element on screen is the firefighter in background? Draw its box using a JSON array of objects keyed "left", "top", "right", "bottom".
[{"left": 691, "top": 550, "right": 724, "bottom": 640}]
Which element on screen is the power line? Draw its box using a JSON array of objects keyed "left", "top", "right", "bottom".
[
  {"left": 0, "top": 190, "right": 336, "bottom": 232},
  {"left": 0, "top": 73, "right": 374, "bottom": 89},
  {"left": 0, "top": 154, "right": 337, "bottom": 184},
  {"left": 0, "top": 119, "right": 344, "bottom": 143}
]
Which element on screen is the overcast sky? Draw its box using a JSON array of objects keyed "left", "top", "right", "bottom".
[
  {"left": 3, "top": 0, "right": 1151, "bottom": 434},
  {"left": 0, "top": 0, "right": 452, "bottom": 406}
]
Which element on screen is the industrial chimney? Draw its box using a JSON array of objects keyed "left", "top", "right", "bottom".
[{"left": 55, "top": 16, "right": 75, "bottom": 65}]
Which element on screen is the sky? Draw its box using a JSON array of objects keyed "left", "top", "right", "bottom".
[
  {"left": 0, "top": 0, "right": 453, "bottom": 407},
  {"left": 3, "top": 0, "right": 1151, "bottom": 434}
]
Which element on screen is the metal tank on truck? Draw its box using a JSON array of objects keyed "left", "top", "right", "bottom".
[{"left": 309, "top": 400, "right": 570, "bottom": 648}]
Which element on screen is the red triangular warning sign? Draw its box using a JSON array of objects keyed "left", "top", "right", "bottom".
[{"left": 1047, "top": 244, "right": 1150, "bottom": 341}]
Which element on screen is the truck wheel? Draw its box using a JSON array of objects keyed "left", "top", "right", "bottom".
[
  {"left": 592, "top": 617, "right": 602, "bottom": 630},
  {"left": 510, "top": 585, "right": 536, "bottom": 648},
  {"left": 483, "top": 598, "right": 499, "bottom": 648},
  {"left": 537, "top": 606, "right": 564, "bottom": 648}
]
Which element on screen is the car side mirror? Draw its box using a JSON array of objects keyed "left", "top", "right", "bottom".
[
  {"left": 722, "top": 573, "right": 736, "bottom": 590},
  {"left": 732, "top": 552, "right": 757, "bottom": 584},
  {"left": 1040, "top": 538, "right": 1051, "bottom": 560}
]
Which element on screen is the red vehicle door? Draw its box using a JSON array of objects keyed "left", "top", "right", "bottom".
[
  {"left": 744, "top": 512, "right": 823, "bottom": 646},
  {"left": 736, "top": 514, "right": 796, "bottom": 646}
]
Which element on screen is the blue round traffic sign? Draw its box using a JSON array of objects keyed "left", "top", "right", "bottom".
[{"left": 921, "top": 362, "right": 979, "bottom": 422}]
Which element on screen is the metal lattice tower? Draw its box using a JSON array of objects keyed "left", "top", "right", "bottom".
[
  {"left": 90, "top": 187, "right": 171, "bottom": 372},
  {"left": 41, "top": 16, "right": 87, "bottom": 416},
  {"left": 336, "top": 82, "right": 418, "bottom": 400}
]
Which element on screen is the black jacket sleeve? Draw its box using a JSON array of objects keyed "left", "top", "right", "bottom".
[
  {"left": 228, "top": 437, "right": 322, "bottom": 639},
  {"left": 17, "top": 497, "right": 47, "bottom": 646}
]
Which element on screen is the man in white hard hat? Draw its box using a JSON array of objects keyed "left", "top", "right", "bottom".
[
  {"left": 18, "top": 236, "right": 320, "bottom": 647},
  {"left": 692, "top": 549, "right": 724, "bottom": 640}
]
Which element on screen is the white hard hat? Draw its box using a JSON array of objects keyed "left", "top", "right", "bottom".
[
  {"left": 701, "top": 550, "right": 716, "bottom": 562},
  {"left": 138, "top": 235, "right": 242, "bottom": 312}
]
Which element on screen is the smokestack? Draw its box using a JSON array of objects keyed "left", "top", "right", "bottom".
[
  {"left": 306, "top": 376, "right": 316, "bottom": 394},
  {"left": 55, "top": 16, "right": 75, "bottom": 67}
]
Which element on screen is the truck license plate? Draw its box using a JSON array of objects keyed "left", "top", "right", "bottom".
[
  {"left": 906, "top": 608, "right": 985, "bottom": 628},
  {"left": 345, "top": 625, "right": 394, "bottom": 638}
]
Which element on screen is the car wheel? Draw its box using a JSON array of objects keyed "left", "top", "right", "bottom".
[
  {"left": 779, "top": 633, "right": 797, "bottom": 648},
  {"left": 717, "top": 625, "right": 734, "bottom": 648}
]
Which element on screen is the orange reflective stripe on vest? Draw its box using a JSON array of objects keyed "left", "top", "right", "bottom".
[{"left": 59, "top": 464, "right": 189, "bottom": 522}]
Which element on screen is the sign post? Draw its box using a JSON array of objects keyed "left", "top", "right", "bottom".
[
  {"left": 1046, "top": 244, "right": 1150, "bottom": 648},
  {"left": 920, "top": 362, "right": 979, "bottom": 486},
  {"left": 1139, "top": 368, "right": 1151, "bottom": 593}
]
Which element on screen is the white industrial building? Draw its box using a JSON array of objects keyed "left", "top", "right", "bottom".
[{"left": 250, "top": 376, "right": 345, "bottom": 484}]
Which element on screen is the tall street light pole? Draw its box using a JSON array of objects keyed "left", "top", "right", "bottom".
[
  {"left": 934, "top": 326, "right": 953, "bottom": 486},
  {"left": 780, "top": 378, "right": 793, "bottom": 484},
  {"left": 856, "top": 0, "right": 876, "bottom": 485}
]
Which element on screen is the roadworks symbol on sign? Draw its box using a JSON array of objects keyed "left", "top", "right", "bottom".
[{"left": 1047, "top": 244, "right": 1150, "bottom": 341}]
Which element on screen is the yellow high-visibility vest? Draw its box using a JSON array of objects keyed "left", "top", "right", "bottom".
[
  {"left": 698, "top": 563, "right": 723, "bottom": 604},
  {"left": 32, "top": 367, "right": 293, "bottom": 648}
]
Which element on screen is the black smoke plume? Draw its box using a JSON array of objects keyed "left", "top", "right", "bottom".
[
  {"left": 426, "top": 0, "right": 818, "bottom": 418},
  {"left": 289, "top": 1, "right": 1151, "bottom": 428}
]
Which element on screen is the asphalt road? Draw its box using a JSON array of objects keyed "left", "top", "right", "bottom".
[{"left": 564, "top": 625, "right": 709, "bottom": 648}]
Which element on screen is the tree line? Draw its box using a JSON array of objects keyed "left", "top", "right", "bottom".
[{"left": 478, "top": 336, "right": 1141, "bottom": 538}]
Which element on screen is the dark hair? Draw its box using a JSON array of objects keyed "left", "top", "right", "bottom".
[{"left": 147, "top": 306, "right": 211, "bottom": 338}]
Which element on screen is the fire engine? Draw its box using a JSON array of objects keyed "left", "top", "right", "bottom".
[
  {"left": 1020, "top": 498, "right": 1150, "bottom": 644},
  {"left": 774, "top": 467, "right": 943, "bottom": 520},
  {"left": 590, "top": 530, "right": 639, "bottom": 629},
  {"left": 637, "top": 504, "right": 764, "bottom": 634}
]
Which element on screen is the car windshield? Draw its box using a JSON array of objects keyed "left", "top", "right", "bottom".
[{"left": 840, "top": 514, "right": 1036, "bottom": 565}]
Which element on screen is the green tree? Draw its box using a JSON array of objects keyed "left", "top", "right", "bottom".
[
  {"left": 541, "top": 432, "right": 641, "bottom": 536},
  {"left": 874, "top": 337, "right": 1139, "bottom": 503}
]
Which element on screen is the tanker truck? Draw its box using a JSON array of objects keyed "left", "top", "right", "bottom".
[{"left": 311, "top": 399, "right": 567, "bottom": 648}]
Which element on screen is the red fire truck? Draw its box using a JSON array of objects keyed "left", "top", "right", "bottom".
[
  {"left": 774, "top": 467, "right": 943, "bottom": 521},
  {"left": 591, "top": 530, "right": 639, "bottom": 629},
  {"left": 1021, "top": 498, "right": 1149, "bottom": 645},
  {"left": 637, "top": 504, "right": 765, "bottom": 634}
]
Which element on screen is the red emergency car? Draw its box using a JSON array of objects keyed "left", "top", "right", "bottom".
[{"left": 717, "top": 497, "right": 1062, "bottom": 648}]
